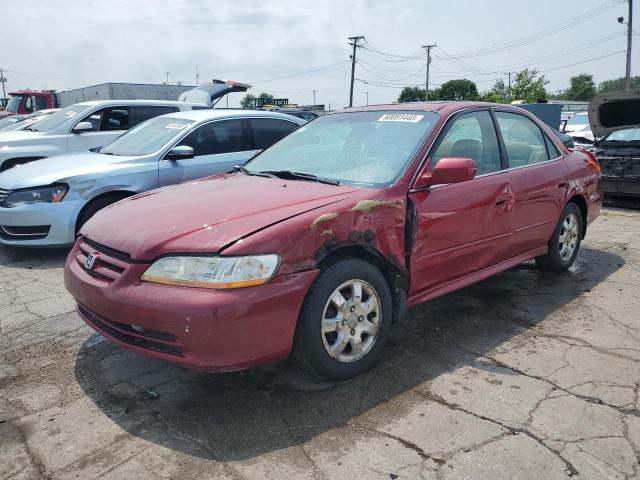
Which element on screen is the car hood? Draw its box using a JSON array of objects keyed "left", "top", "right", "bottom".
[
  {"left": 0, "top": 130, "right": 45, "bottom": 144},
  {"left": 178, "top": 80, "right": 251, "bottom": 107},
  {"left": 81, "top": 173, "right": 359, "bottom": 261},
  {"left": 0, "top": 151, "right": 140, "bottom": 190},
  {"left": 589, "top": 89, "right": 640, "bottom": 138}
]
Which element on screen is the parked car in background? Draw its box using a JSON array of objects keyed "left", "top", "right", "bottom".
[
  {"left": 65, "top": 102, "right": 602, "bottom": 381},
  {"left": 0, "top": 110, "right": 303, "bottom": 246},
  {"left": 563, "top": 111, "right": 594, "bottom": 147},
  {"left": 273, "top": 109, "right": 319, "bottom": 121},
  {"left": 0, "top": 114, "right": 28, "bottom": 130},
  {"left": 0, "top": 109, "right": 59, "bottom": 132},
  {"left": 0, "top": 100, "right": 197, "bottom": 171},
  {"left": 590, "top": 90, "right": 640, "bottom": 206}
]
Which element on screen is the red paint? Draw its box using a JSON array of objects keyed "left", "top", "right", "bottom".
[{"left": 65, "top": 102, "right": 602, "bottom": 372}]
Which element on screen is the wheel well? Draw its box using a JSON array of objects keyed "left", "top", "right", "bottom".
[
  {"left": 75, "top": 191, "right": 135, "bottom": 233},
  {"left": 567, "top": 194, "right": 588, "bottom": 238},
  {"left": 316, "top": 245, "right": 408, "bottom": 323},
  {"left": 0, "top": 157, "right": 46, "bottom": 172}
]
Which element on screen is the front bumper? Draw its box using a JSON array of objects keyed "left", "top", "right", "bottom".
[
  {"left": 64, "top": 238, "right": 319, "bottom": 372},
  {"left": 0, "top": 201, "right": 79, "bottom": 247}
]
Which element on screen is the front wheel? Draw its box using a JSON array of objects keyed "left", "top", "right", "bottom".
[
  {"left": 535, "top": 203, "right": 583, "bottom": 273},
  {"left": 292, "top": 258, "right": 393, "bottom": 381}
]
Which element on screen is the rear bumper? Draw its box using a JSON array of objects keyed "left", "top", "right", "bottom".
[{"left": 64, "top": 240, "right": 319, "bottom": 372}]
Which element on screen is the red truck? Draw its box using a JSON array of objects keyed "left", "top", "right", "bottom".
[{"left": 0, "top": 90, "right": 56, "bottom": 118}]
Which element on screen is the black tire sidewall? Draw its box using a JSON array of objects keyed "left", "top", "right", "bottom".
[
  {"left": 294, "top": 258, "right": 393, "bottom": 381},
  {"left": 543, "top": 203, "right": 583, "bottom": 271}
]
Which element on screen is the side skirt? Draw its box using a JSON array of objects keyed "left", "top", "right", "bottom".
[{"left": 407, "top": 245, "right": 548, "bottom": 307}]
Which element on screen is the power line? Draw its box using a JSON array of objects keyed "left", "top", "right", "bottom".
[
  {"left": 443, "top": 0, "right": 624, "bottom": 59},
  {"left": 250, "top": 60, "right": 349, "bottom": 84}
]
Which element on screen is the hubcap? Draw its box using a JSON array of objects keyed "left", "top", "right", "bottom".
[
  {"left": 321, "top": 279, "right": 381, "bottom": 363},
  {"left": 559, "top": 212, "right": 579, "bottom": 261}
]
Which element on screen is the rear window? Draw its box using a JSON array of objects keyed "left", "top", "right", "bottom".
[{"left": 134, "top": 105, "right": 180, "bottom": 126}]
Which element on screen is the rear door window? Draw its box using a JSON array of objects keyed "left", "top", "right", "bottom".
[
  {"left": 495, "top": 112, "right": 551, "bottom": 167},
  {"left": 133, "top": 106, "right": 180, "bottom": 126},
  {"left": 178, "top": 119, "right": 247, "bottom": 156},
  {"left": 248, "top": 118, "right": 299, "bottom": 150}
]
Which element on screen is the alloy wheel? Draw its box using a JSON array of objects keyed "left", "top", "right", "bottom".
[{"left": 321, "top": 279, "right": 381, "bottom": 363}]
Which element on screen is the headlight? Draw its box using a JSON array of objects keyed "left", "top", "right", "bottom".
[
  {"left": 141, "top": 255, "right": 280, "bottom": 289},
  {"left": 3, "top": 184, "right": 68, "bottom": 208}
]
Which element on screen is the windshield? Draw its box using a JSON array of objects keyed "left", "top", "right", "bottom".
[
  {"left": 0, "top": 116, "right": 24, "bottom": 130},
  {"left": 602, "top": 127, "right": 640, "bottom": 143},
  {"left": 5, "top": 96, "right": 21, "bottom": 113},
  {"left": 100, "top": 116, "right": 195, "bottom": 156},
  {"left": 567, "top": 113, "right": 589, "bottom": 126},
  {"left": 244, "top": 110, "right": 439, "bottom": 187},
  {"left": 27, "top": 105, "right": 89, "bottom": 132}
]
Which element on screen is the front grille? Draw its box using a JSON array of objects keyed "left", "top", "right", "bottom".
[
  {"left": 78, "top": 304, "right": 183, "bottom": 356},
  {"left": 0, "top": 188, "right": 11, "bottom": 206},
  {"left": 76, "top": 237, "right": 130, "bottom": 284},
  {"left": 0, "top": 225, "right": 50, "bottom": 240}
]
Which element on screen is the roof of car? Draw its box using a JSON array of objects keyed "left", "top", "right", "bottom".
[
  {"left": 339, "top": 101, "right": 524, "bottom": 115},
  {"left": 74, "top": 100, "right": 194, "bottom": 107},
  {"left": 163, "top": 109, "right": 307, "bottom": 122}
]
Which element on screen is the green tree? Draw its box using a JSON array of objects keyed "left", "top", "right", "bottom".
[
  {"left": 240, "top": 92, "right": 274, "bottom": 109},
  {"left": 598, "top": 75, "right": 640, "bottom": 93},
  {"left": 565, "top": 74, "right": 596, "bottom": 101},
  {"left": 482, "top": 79, "right": 508, "bottom": 103},
  {"left": 439, "top": 79, "right": 479, "bottom": 101},
  {"left": 397, "top": 86, "right": 425, "bottom": 103},
  {"left": 511, "top": 69, "right": 549, "bottom": 103}
]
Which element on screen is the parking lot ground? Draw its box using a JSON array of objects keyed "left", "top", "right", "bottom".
[{"left": 1, "top": 208, "right": 640, "bottom": 480}]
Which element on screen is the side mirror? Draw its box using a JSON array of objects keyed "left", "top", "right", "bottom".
[
  {"left": 165, "top": 145, "right": 195, "bottom": 160},
  {"left": 416, "top": 157, "right": 477, "bottom": 188},
  {"left": 73, "top": 122, "right": 94, "bottom": 133}
]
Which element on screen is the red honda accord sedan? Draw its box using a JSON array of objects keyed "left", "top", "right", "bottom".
[{"left": 65, "top": 102, "right": 602, "bottom": 381}]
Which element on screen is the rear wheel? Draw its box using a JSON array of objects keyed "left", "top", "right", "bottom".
[
  {"left": 292, "top": 258, "right": 393, "bottom": 381},
  {"left": 536, "top": 203, "right": 582, "bottom": 273}
]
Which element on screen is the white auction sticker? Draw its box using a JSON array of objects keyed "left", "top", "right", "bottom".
[
  {"left": 378, "top": 113, "right": 424, "bottom": 123},
  {"left": 165, "top": 122, "right": 190, "bottom": 130}
]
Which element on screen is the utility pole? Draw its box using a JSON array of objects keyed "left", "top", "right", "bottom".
[
  {"left": 507, "top": 72, "right": 513, "bottom": 101},
  {"left": 348, "top": 35, "right": 364, "bottom": 107},
  {"left": 313, "top": 89, "right": 316, "bottom": 105},
  {"left": 625, "top": 0, "right": 633, "bottom": 89},
  {"left": 0, "top": 68, "right": 7, "bottom": 102},
  {"left": 165, "top": 72, "right": 170, "bottom": 84},
  {"left": 422, "top": 44, "right": 436, "bottom": 100},
  {"left": 195, "top": 66, "right": 200, "bottom": 85},
  {"left": 365, "top": 91, "right": 369, "bottom": 106}
]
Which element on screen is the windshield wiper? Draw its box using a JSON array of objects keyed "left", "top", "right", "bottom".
[
  {"left": 232, "top": 165, "right": 275, "bottom": 178},
  {"left": 23, "top": 126, "right": 37, "bottom": 132},
  {"left": 259, "top": 170, "right": 340, "bottom": 185}
]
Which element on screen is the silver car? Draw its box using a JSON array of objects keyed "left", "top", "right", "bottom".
[{"left": 0, "top": 109, "right": 304, "bottom": 246}]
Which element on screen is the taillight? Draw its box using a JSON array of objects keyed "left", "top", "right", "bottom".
[{"left": 582, "top": 150, "right": 601, "bottom": 174}]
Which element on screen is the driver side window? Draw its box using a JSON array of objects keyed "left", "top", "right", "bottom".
[{"left": 432, "top": 111, "right": 501, "bottom": 176}]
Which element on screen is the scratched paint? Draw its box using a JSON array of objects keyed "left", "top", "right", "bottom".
[
  {"left": 310, "top": 212, "right": 338, "bottom": 228},
  {"left": 350, "top": 199, "right": 403, "bottom": 213}
]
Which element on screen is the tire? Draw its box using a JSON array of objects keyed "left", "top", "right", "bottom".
[
  {"left": 535, "top": 203, "right": 583, "bottom": 273},
  {"left": 292, "top": 258, "right": 393, "bottom": 381},
  {"left": 76, "top": 195, "right": 128, "bottom": 234}
]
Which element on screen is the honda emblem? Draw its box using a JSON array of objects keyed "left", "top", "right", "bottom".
[{"left": 86, "top": 253, "right": 98, "bottom": 270}]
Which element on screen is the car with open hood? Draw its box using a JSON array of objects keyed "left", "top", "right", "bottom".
[
  {"left": 65, "top": 102, "right": 602, "bottom": 381},
  {"left": 0, "top": 109, "right": 303, "bottom": 246},
  {"left": 589, "top": 89, "right": 640, "bottom": 205}
]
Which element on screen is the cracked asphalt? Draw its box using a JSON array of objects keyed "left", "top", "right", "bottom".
[{"left": 1, "top": 208, "right": 639, "bottom": 479}]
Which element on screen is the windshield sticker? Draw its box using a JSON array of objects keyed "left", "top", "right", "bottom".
[
  {"left": 165, "top": 122, "right": 190, "bottom": 130},
  {"left": 378, "top": 113, "right": 424, "bottom": 123}
]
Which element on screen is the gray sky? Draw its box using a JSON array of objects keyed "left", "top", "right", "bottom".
[{"left": 1, "top": 0, "right": 634, "bottom": 108}]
